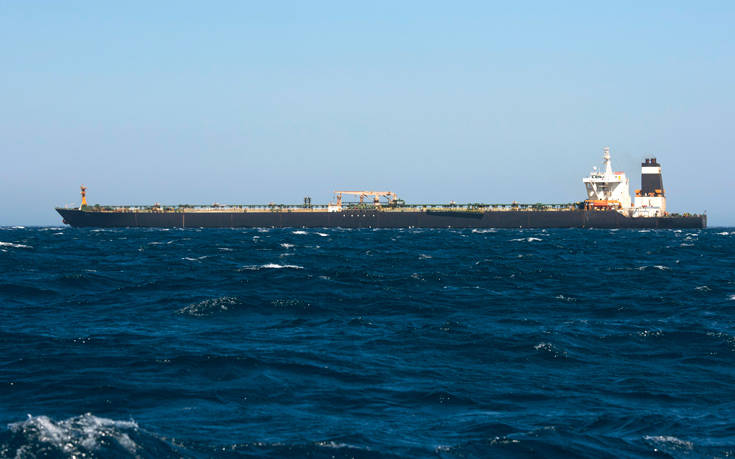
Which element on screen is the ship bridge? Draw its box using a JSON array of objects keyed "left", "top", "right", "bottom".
[{"left": 582, "top": 147, "right": 631, "bottom": 211}]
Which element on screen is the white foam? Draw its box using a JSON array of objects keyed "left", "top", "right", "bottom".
[
  {"left": 729, "top": 295, "right": 735, "bottom": 301},
  {"left": 8, "top": 413, "right": 138, "bottom": 455},
  {"left": 471, "top": 229, "right": 496, "bottom": 233},
  {"left": 643, "top": 435, "right": 694, "bottom": 450},
  {"left": 280, "top": 243, "right": 294, "bottom": 249},
  {"left": 717, "top": 231, "right": 730, "bottom": 236},
  {"left": 510, "top": 237, "right": 542, "bottom": 242},
  {"left": 636, "top": 265, "right": 670, "bottom": 271},
  {"left": 534, "top": 342, "right": 567, "bottom": 358},
  {"left": 292, "top": 230, "right": 308, "bottom": 235},
  {"left": 178, "top": 297, "right": 238, "bottom": 316},
  {"left": 0, "top": 241, "right": 32, "bottom": 249},
  {"left": 418, "top": 254, "right": 432, "bottom": 259},
  {"left": 240, "top": 263, "right": 304, "bottom": 270},
  {"left": 316, "top": 232, "right": 329, "bottom": 237}
]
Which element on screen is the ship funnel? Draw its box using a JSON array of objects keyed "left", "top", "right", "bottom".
[{"left": 640, "top": 157, "right": 664, "bottom": 197}]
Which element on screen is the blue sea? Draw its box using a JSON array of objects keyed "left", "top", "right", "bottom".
[{"left": 1, "top": 226, "right": 734, "bottom": 458}]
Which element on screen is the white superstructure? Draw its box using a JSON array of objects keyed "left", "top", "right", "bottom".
[
  {"left": 582, "top": 148, "right": 668, "bottom": 217},
  {"left": 582, "top": 147, "right": 632, "bottom": 210}
]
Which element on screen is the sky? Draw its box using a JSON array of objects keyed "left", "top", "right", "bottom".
[{"left": 1, "top": 1, "right": 733, "bottom": 226}]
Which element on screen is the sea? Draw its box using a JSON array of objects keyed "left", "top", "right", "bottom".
[{"left": 0, "top": 226, "right": 733, "bottom": 458}]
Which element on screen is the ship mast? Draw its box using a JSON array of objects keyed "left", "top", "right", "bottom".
[
  {"left": 603, "top": 147, "right": 613, "bottom": 176},
  {"left": 80, "top": 185, "right": 87, "bottom": 209}
]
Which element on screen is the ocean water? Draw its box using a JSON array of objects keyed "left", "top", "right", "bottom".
[{"left": 1, "top": 226, "right": 734, "bottom": 458}]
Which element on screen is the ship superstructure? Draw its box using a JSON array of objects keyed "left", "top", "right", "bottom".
[
  {"left": 582, "top": 147, "right": 632, "bottom": 210},
  {"left": 583, "top": 147, "right": 669, "bottom": 217}
]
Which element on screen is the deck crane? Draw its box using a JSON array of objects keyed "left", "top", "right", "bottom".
[{"left": 333, "top": 191, "right": 398, "bottom": 207}]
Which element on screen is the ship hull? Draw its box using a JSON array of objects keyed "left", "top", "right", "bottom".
[{"left": 56, "top": 208, "right": 706, "bottom": 229}]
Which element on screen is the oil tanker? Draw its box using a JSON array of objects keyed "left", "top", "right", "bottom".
[{"left": 56, "top": 148, "right": 706, "bottom": 229}]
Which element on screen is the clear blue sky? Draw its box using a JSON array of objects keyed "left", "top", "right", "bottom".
[{"left": 2, "top": 1, "right": 733, "bottom": 225}]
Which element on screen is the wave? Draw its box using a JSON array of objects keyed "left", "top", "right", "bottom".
[
  {"left": 635, "top": 265, "right": 670, "bottom": 271},
  {"left": 534, "top": 342, "right": 568, "bottom": 359},
  {"left": 3, "top": 414, "right": 140, "bottom": 457},
  {"left": 292, "top": 230, "right": 308, "bottom": 235},
  {"left": 643, "top": 435, "right": 694, "bottom": 454},
  {"left": 239, "top": 263, "right": 304, "bottom": 270},
  {"left": 510, "top": 237, "right": 542, "bottom": 242},
  {"left": 280, "top": 243, "right": 295, "bottom": 248},
  {"left": 0, "top": 241, "right": 32, "bottom": 249},
  {"left": 177, "top": 296, "right": 239, "bottom": 316}
]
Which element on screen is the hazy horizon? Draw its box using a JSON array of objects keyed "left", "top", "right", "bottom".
[{"left": 2, "top": 2, "right": 733, "bottom": 226}]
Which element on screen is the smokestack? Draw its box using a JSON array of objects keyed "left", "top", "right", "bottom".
[{"left": 640, "top": 157, "right": 664, "bottom": 196}]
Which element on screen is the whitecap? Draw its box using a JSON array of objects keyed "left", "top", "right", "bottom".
[
  {"left": 694, "top": 285, "right": 711, "bottom": 292},
  {"left": 729, "top": 295, "right": 735, "bottom": 301},
  {"left": 643, "top": 435, "right": 694, "bottom": 450},
  {"left": 280, "top": 243, "right": 294, "bottom": 249},
  {"left": 0, "top": 241, "right": 32, "bottom": 249},
  {"left": 638, "top": 329, "right": 663, "bottom": 337},
  {"left": 636, "top": 265, "right": 670, "bottom": 271},
  {"left": 8, "top": 413, "right": 139, "bottom": 455},
  {"left": 292, "top": 230, "right": 308, "bottom": 235},
  {"left": 510, "top": 237, "right": 542, "bottom": 242},
  {"left": 471, "top": 228, "right": 496, "bottom": 233},
  {"left": 239, "top": 263, "right": 304, "bottom": 270},
  {"left": 534, "top": 342, "right": 567, "bottom": 358},
  {"left": 181, "top": 257, "right": 198, "bottom": 261},
  {"left": 418, "top": 253, "right": 432, "bottom": 259},
  {"left": 316, "top": 232, "right": 329, "bottom": 237},
  {"left": 717, "top": 231, "right": 730, "bottom": 236},
  {"left": 178, "top": 297, "right": 238, "bottom": 316}
]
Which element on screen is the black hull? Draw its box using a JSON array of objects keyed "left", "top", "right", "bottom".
[{"left": 56, "top": 208, "right": 706, "bottom": 229}]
